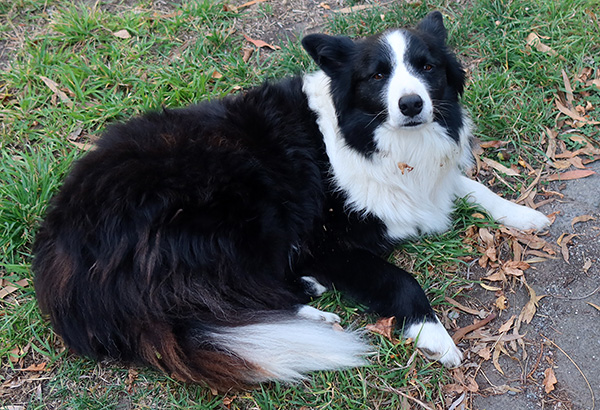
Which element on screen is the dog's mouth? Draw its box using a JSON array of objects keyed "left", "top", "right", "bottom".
[{"left": 402, "top": 121, "right": 423, "bottom": 128}]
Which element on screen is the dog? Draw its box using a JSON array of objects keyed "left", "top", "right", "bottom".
[{"left": 33, "top": 11, "right": 550, "bottom": 391}]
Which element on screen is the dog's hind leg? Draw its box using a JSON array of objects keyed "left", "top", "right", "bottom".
[{"left": 302, "top": 249, "right": 462, "bottom": 368}]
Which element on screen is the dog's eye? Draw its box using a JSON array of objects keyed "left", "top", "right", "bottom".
[
  {"left": 423, "top": 64, "right": 434, "bottom": 72},
  {"left": 372, "top": 73, "right": 385, "bottom": 80}
]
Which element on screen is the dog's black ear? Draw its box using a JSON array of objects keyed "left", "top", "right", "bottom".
[
  {"left": 417, "top": 11, "right": 448, "bottom": 42},
  {"left": 302, "top": 34, "right": 356, "bottom": 77}
]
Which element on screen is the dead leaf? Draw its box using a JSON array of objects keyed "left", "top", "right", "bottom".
[
  {"left": 67, "top": 139, "right": 95, "bottom": 151},
  {"left": 211, "top": 70, "right": 223, "bottom": 79},
  {"left": 124, "top": 368, "right": 139, "bottom": 394},
  {"left": 484, "top": 270, "right": 507, "bottom": 282},
  {"left": 319, "top": 2, "right": 331, "bottom": 9},
  {"left": 335, "top": 4, "right": 375, "bottom": 13},
  {"left": 243, "top": 34, "right": 280, "bottom": 50},
  {"left": 397, "top": 162, "right": 414, "bottom": 174},
  {"left": 555, "top": 98, "right": 600, "bottom": 125},
  {"left": 561, "top": 69, "right": 574, "bottom": 107},
  {"left": 242, "top": 47, "right": 254, "bottom": 63},
  {"left": 0, "top": 278, "right": 29, "bottom": 299},
  {"left": 452, "top": 313, "right": 496, "bottom": 343},
  {"left": 492, "top": 343, "right": 504, "bottom": 375},
  {"left": 112, "top": 29, "right": 131, "bottom": 39},
  {"left": 557, "top": 233, "right": 577, "bottom": 263},
  {"left": 8, "top": 347, "right": 20, "bottom": 364},
  {"left": 582, "top": 258, "right": 592, "bottom": 273},
  {"left": 526, "top": 32, "right": 560, "bottom": 58},
  {"left": 495, "top": 295, "right": 508, "bottom": 310},
  {"left": 571, "top": 214, "right": 596, "bottom": 229},
  {"left": 39, "top": 76, "right": 73, "bottom": 108},
  {"left": 546, "top": 169, "right": 596, "bottom": 181},
  {"left": 22, "top": 362, "right": 47, "bottom": 372},
  {"left": 482, "top": 157, "right": 521, "bottom": 176},
  {"left": 480, "top": 140, "right": 509, "bottom": 149},
  {"left": 366, "top": 316, "right": 396, "bottom": 342},
  {"left": 445, "top": 296, "right": 487, "bottom": 318},
  {"left": 498, "top": 315, "right": 516, "bottom": 333},
  {"left": 480, "top": 283, "right": 502, "bottom": 292},
  {"left": 543, "top": 367, "right": 558, "bottom": 393},
  {"left": 237, "top": 0, "right": 267, "bottom": 8},
  {"left": 519, "top": 282, "right": 546, "bottom": 324},
  {"left": 476, "top": 345, "right": 492, "bottom": 360}
]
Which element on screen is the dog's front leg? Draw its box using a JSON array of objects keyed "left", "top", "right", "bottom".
[
  {"left": 457, "top": 176, "right": 550, "bottom": 231},
  {"left": 301, "top": 249, "right": 463, "bottom": 368}
]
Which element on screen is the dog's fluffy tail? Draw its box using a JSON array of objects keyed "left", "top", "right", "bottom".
[
  {"left": 151, "top": 314, "right": 369, "bottom": 390},
  {"left": 209, "top": 317, "right": 369, "bottom": 384}
]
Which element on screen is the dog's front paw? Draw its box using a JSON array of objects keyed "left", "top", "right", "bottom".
[
  {"left": 405, "top": 318, "right": 463, "bottom": 368},
  {"left": 498, "top": 205, "right": 551, "bottom": 232}
]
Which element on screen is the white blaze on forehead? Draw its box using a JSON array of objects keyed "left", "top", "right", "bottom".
[{"left": 382, "top": 31, "right": 433, "bottom": 127}]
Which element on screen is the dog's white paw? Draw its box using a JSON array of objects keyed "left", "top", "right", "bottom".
[
  {"left": 405, "top": 318, "right": 463, "bottom": 368},
  {"left": 300, "top": 276, "right": 328, "bottom": 297},
  {"left": 297, "top": 305, "right": 341, "bottom": 324},
  {"left": 497, "top": 205, "right": 550, "bottom": 232}
]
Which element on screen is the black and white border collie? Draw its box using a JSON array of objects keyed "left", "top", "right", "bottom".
[{"left": 33, "top": 12, "right": 549, "bottom": 390}]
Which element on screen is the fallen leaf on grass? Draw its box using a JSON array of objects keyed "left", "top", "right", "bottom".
[
  {"left": 237, "top": 0, "right": 267, "bottom": 8},
  {"left": 561, "top": 69, "right": 575, "bottom": 107},
  {"left": 480, "top": 140, "right": 509, "bottom": 149},
  {"left": 546, "top": 169, "right": 596, "bottom": 181},
  {"left": 482, "top": 157, "right": 521, "bottom": 176},
  {"left": 543, "top": 367, "right": 558, "bottom": 393},
  {"left": 22, "top": 362, "right": 47, "bottom": 372},
  {"left": 242, "top": 47, "right": 254, "bottom": 63},
  {"left": 555, "top": 98, "right": 600, "bottom": 125},
  {"left": 67, "top": 139, "right": 95, "bottom": 151},
  {"left": 112, "top": 29, "right": 131, "bottom": 39},
  {"left": 243, "top": 34, "right": 280, "bottom": 50},
  {"left": 335, "top": 4, "right": 375, "bottom": 13},
  {"left": 366, "top": 316, "right": 397, "bottom": 342},
  {"left": 39, "top": 76, "right": 73, "bottom": 108},
  {"left": 571, "top": 214, "right": 596, "bottom": 229},
  {"left": 526, "top": 32, "right": 560, "bottom": 57},
  {"left": 0, "top": 278, "right": 29, "bottom": 299}
]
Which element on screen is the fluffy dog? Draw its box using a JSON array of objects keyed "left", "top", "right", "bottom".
[{"left": 33, "top": 11, "right": 549, "bottom": 390}]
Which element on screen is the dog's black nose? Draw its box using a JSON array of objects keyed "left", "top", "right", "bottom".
[{"left": 398, "top": 94, "right": 423, "bottom": 117}]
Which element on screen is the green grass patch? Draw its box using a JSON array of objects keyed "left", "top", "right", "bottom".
[{"left": 1, "top": 0, "right": 599, "bottom": 408}]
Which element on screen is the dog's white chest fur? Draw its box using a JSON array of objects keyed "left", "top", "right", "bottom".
[{"left": 303, "top": 71, "right": 472, "bottom": 240}]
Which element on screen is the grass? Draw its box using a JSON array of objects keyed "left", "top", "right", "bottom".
[{"left": 1, "top": 0, "right": 599, "bottom": 408}]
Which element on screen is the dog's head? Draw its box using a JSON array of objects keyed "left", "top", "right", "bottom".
[{"left": 302, "top": 11, "right": 466, "bottom": 154}]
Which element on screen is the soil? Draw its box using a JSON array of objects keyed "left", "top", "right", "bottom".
[{"left": 469, "top": 160, "right": 600, "bottom": 410}]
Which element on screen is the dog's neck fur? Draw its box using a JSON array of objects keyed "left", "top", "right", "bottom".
[{"left": 303, "top": 70, "right": 473, "bottom": 240}]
